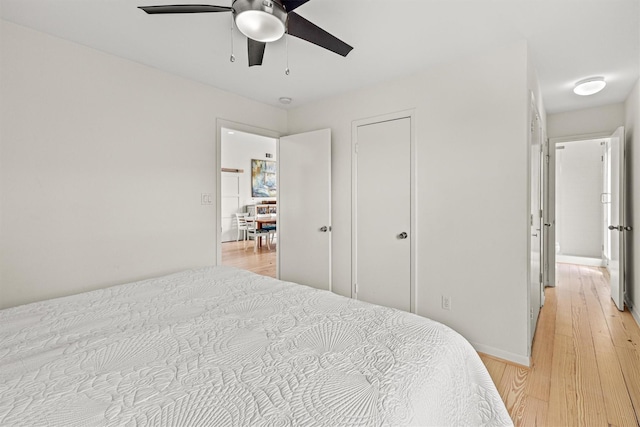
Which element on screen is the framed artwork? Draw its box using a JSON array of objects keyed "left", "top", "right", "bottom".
[{"left": 251, "top": 159, "right": 277, "bottom": 197}]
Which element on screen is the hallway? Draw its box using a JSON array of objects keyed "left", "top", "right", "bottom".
[{"left": 481, "top": 263, "right": 640, "bottom": 426}]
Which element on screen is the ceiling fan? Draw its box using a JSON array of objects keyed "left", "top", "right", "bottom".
[{"left": 139, "top": 0, "right": 353, "bottom": 67}]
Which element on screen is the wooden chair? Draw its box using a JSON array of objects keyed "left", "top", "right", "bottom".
[
  {"left": 261, "top": 224, "right": 277, "bottom": 250},
  {"left": 246, "top": 227, "right": 270, "bottom": 253},
  {"left": 235, "top": 213, "right": 250, "bottom": 242}
]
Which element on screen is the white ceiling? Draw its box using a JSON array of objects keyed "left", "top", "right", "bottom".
[{"left": 1, "top": 0, "right": 638, "bottom": 113}]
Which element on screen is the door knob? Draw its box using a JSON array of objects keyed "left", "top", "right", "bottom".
[
  {"left": 624, "top": 226, "right": 633, "bottom": 231},
  {"left": 398, "top": 232, "right": 408, "bottom": 239},
  {"left": 608, "top": 225, "right": 620, "bottom": 231},
  {"left": 544, "top": 223, "right": 552, "bottom": 227},
  {"left": 319, "top": 226, "right": 328, "bottom": 232}
]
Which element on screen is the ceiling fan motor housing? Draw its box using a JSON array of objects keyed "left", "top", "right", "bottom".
[{"left": 233, "top": 0, "right": 288, "bottom": 42}]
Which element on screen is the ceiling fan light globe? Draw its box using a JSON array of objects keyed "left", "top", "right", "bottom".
[
  {"left": 235, "top": 10, "right": 285, "bottom": 42},
  {"left": 573, "top": 77, "right": 606, "bottom": 96}
]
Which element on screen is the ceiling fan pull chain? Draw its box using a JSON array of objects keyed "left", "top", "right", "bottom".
[
  {"left": 229, "top": 15, "right": 236, "bottom": 63},
  {"left": 285, "top": 35, "right": 290, "bottom": 75}
]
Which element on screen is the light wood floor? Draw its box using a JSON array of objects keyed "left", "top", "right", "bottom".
[
  {"left": 221, "top": 249, "right": 640, "bottom": 426},
  {"left": 221, "top": 239, "right": 277, "bottom": 278},
  {"left": 480, "top": 263, "right": 640, "bottom": 426}
]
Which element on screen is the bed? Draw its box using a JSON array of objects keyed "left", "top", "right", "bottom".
[{"left": 0, "top": 266, "right": 512, "bottom": 426}]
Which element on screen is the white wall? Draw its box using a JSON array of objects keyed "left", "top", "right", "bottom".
[
  {"left": 288, "top": 42, "right": 531, "bottom": 364},
  {"left": 0, "top": 21, "right": 287, "bottom": 309},
  {"left": 625, "top": 78, "right": 639, "bottom": 324},
  {"left": 555, "top": 140, "right": 604, "bottom": 258},
  {"left": 547, "top": 103, "right": 625, "bottom": 139},
  {"left": 527, "top": 50, "right": 547, "bottom": 130},
  {"left": 221, "top": 130, "right": 276, "bottom": 241}
]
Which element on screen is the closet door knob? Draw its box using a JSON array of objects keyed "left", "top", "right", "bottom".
[{"left": 398, "top": 232, "right": 408, "bottom": 239}]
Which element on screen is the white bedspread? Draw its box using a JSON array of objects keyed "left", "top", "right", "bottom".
[{"left": 0, "top": 266, "right": 512, "bottom": 426}]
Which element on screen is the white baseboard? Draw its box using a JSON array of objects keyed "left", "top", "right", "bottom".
[
  {"left": 626, "top": 297, "right": 640, "bottom": 328},
  {"left": 471, "top": 342, "right": 530, "bottom": 367},
  {"left": 556, "top": 255, "right": 605, "bottom": 267}
]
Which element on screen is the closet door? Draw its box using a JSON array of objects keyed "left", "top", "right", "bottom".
[
  {"left": 529, "top": 108, "right": 543, "bottom": 340},
  {"left": 353, "top": 116, "right": 412, "bottom": 312}
]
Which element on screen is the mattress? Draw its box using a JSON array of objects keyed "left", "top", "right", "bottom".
[{"left": 0, "top": 266, "right": 512, "bottom": 426}]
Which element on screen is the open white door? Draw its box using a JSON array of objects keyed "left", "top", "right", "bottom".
[
  {"left": 278, "top": 129, "right": 331, "bottom": 290},
  {"left": 543, "top": 139, "right": 556, "bottom": 287},
  {"left": 608, "top": 126, "right": 626, "bottom": 311}
]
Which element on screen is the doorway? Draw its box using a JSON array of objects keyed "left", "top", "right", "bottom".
[
  {"left": 216, "top": 121, "right": 281, "bottom": 278},
  {"left": 549, "top": 126, "right": 627, "bottom": 312},
  {"left": 215, "top": 121, "right": 333, "bottom": 289},
  {"left": 555, "top": 138, "right": 607, "bottom": 267}
]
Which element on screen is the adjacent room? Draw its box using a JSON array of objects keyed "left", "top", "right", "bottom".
[
  {"left": 220, "top": 128, "right": 278, "bottom": 277},
  {"left": 1, "top": 0, "right": 639, "bottom": 425}
]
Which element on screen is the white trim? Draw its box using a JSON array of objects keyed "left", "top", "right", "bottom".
[
  {"left": 215, "top": 119, "right": 282, "bottom": 270},
  {"left": 556, "top": 255, "right": 605, "bottom": 267},
  {"left": 351, "top": 109, "right": 417, "bottom": 313},
  {"left": 550, "top": 132, "right": 612, "bottom": 145},
  {"left": 471, "top": 342, "right": 531, "bottom": 367}
]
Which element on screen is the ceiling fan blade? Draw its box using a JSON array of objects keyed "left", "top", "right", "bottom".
[
  {"left": 287, "top": 12, "right": 353, "bottom": 57},
  {"left": 281, "top": 0, "right": 311, "bottom": 11},
  {"left": 248, "top": 39, "right": 266, "bottom": 66},
  {"left": 138, "top": 5, "right": 233, "bottom": 14}
]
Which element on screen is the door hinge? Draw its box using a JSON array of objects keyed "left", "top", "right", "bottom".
[
  {"left": 354, "top": 283, "right": 358, "bottom": 294},
  {"left": 540, "top": 273, "right": 543, "bottom": 284},
  {"left": 545, "top": 154, "right": 550, "bottom": 164},
  {"left": 354, "top": 143, "right": 359, "bottom": 154}
]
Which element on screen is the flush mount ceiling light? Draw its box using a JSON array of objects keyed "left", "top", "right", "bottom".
[
  {"left": 234, "top": 0, "right": 286, "bottom": 43},
  {"left": 278, "top": 97, "right": 292, "bottom": 105},
  {"left": 573, "top": 77, "right": 606, "bottom": 96}
]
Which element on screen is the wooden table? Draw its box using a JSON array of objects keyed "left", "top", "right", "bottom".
[{"left": 254, "top": 217, "right": 276, "bottom": 229}]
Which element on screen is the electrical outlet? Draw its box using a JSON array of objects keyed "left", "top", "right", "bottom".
[
  {"left": 442, "top": 296, "right": 451, "bottom": 311},
  {"left": 201, "top": 193, "right": 213, "bottom": 205}
]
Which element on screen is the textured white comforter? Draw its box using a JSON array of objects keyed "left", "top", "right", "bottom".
[{"left": 0, "top": 266, "right": 512, "bottom": 426}]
